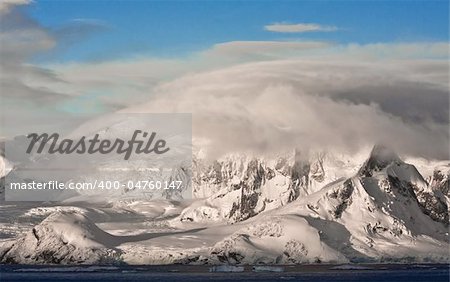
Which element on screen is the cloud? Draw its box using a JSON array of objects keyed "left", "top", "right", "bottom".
[
  {"left": 123, "top": 58, "right": 449, "bottom": 160},
  {"left": 47, "top": 41, "right": 449, "bottom": 101},
  {"left": 0, "top": 0, "right": 76, "bottom": 137},
  {"left": 38, "top": 41, "right": 448, "bottom": 161},
  {"left": 205, "top": 41, "right": 331, "bottom": 59},
  {"left": 0, "top": 0, "right": 31, "bottom": 14},
  {"left": 334, "top": 42, "right": 449, "bottom": 61},
  {"left": 46, "top": 41, "right": 449, "bottom": 110},
  {"left": 264, "top": 22, "right": 337, "bottom": 33},
  {"left": 0, "top": 1, "right": 114, "bottom": 137},
  {"left": 52, "top": 19, "right": 110, "bottom": 45}
]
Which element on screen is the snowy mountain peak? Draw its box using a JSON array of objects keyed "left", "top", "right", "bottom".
[{"left": 358, "top": 144, "right": 402, "bottom": 177}]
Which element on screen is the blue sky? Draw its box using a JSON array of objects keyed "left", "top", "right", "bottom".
[{"left": 27, "top": 0, "right": 449, "bottom": 62}]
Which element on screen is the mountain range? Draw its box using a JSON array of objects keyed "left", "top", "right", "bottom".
[{"left": 0, "top": 144, "right": 448, "bottom": 264}]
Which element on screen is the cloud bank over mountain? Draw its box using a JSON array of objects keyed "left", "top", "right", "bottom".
[
  {"left": 125, "top": 58, "right": 449, "bottom": 160},
  {"left": 1, "top": 1, "right": 448, "bottom": 160}
]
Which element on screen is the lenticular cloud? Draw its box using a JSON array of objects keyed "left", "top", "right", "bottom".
[{"left": 127, "top": 59, "right": 449, "bottom": 160}]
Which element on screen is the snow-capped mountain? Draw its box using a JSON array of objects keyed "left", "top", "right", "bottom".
[
  {"left": 175, "top": 145, "right": 450, "bottom": 264},
  {"left": 0, "top": 145, "right": 449, "bottom": 265},
  {"left": 182, "top": 150, "right": 362, "bottom": 222},
  {"left": 357, "top": 145, "right": 448, "bottom": 225},
  {"left": 181, "top": 145, "right": 449, "bottom": 226},
  {"left": 283, "top": 144, "right": 448, "bottom": 242}
]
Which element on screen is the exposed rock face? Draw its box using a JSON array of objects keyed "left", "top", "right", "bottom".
[
  {"left": 228, "top": 159, "right": 266, "bottom": 221},
  {"left": 430, "top": 166, "right": 450, "bottom": 197},
  {"left": 358, "top": 145, "right": 402, "bottom": 177},
  {"left": 185, "top": 150, "right": 354, "bottom": 222},
  {"left": 0, "top": 211, "right": 119, "bottom": 264},
  {"left": 414, "top": 190, "right": 449, "bottom": 225},
  {"left": 328, "top": 179, "right": 354, "bottom": 219}
]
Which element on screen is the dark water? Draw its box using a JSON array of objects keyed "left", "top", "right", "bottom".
[{"left": 1, "top": 264, "right": 449, "bottom": 282}]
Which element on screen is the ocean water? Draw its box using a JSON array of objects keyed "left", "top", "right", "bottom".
[{"left": 1, "top": 265, "right": 448, "bottom": 282}]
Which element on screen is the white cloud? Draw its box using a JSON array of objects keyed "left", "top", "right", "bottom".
[
  {"left": 4, "top": 42, "right": 450, "bottom": 159},
  {"left": 264, "top": 22, "right": 337, "bottom": 33},
  {"left": 0, "top": 0, "right": 71, "bottom": 137},
  {"left": 121, "top": 58, "right": 449, "bottom": 160},
  {"left": 45, "top": 41, "right": 449, "bottom": 104},
  {"left": 38, "top": 42, "right": 448, "bottom": 161},
  {"left": 0, "top": 0, "right": 31, "bottom": 14},
  {"left": 206, "top": 41, "right": 331, "bottom": 59}
]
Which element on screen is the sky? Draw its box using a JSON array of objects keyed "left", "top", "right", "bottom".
[
  {"left": 1, "top": 0, "right": 449, "bottom": 160},
  {"left": 26, "top": 0, "right": 450, "bottom": 62}
]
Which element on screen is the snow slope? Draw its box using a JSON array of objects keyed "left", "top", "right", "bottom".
[
  {"left": 0, "top": 211, "right": 120, "bottom": 264},
  {"left": 208, "top": 215, "right": 347, "bottom": 264}
]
